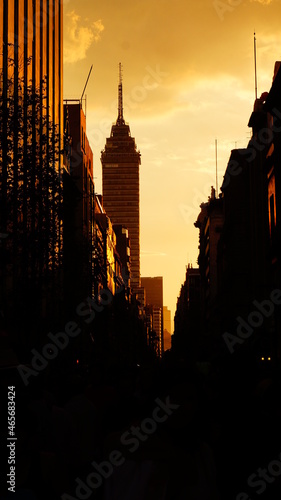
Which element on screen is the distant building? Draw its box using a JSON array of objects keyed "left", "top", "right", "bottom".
[
  {"left": 95, "top": 213, "right": 118, "bottom": 296},
  {"left": 173, "top": 265, "right": 201, "bottom": 361},
  {"left": 141, "top": 276, "right": 164, "bottom": 356},
  {"left": 93, "top": 195, "right": 107, "bottom": 296},
  {"left": 113, "top": 224, "right": 131, "bottom": 296},
  {"left": 101, "top": 65, "right": 141, "bottom": 293},
  {"left": 194, "top": 187, "right": 224, "bottom": 347},
  {"left": 144, "top": 304, "right": 161, "bottom": 356},
  {"left": 153, "top": 307, "right": 162, "bottom": 356},
  {"left": 163, "top": 306, "right": 172, "bottom": 351},
  {"left": 93, "top": 198, "right": 125, "bottom": 298},
  {"left": 141, "top": 277, "right": 163, "bottom": 310}
]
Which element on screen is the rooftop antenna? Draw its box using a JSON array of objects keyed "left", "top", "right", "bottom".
[
  {"left": 117, "top": 62, "right": 125, "bottom": 125},
  {"left": 215, "top": 139, "right": 218, "bottom": 198},
  {"left": 81, "top": 65, "right": 93, "bottom": 114},
  {"left": 254, "top": 32, "right": 258, "bottom": 100}
]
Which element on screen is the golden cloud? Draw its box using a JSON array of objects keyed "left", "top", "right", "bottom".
[
  {"left": 64, "top": 11, "right": 104, "bottom": 64},
  {"left": 250, "top": 0, "right": 273, "bottom": 3}
]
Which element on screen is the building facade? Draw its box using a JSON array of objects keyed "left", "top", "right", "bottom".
[
  {"left": 95, "top": 213, "right": 117, "bottom": 296},
  {"left": 163, "top": 306, "right": 172, "bottom": 351},
  {"left": 190, "top": 63, "right": 281, "bottom": 365},
  {"left": 141, "top": 276, "right": 164, "bottom": 356},
  {"left": 63, "top": 101, "right": 94, "bottom": 314},
  {"left": 113, "top": 224, "right": 131, "bottom": 297},
  {"left": 101, "top": 66, "right": 141, "bottom": 293},
  {"left": 0, "top": 0, "right": 64, "bottom": 352},
  {"left": 260, "top": 62, "right": 281, "bottom": 364},
  {"left": 173, "top": 265, "right": 201, "bottom": 361},
  {"left": 194, "top": 187, "right": 224, "bottom": 347}
]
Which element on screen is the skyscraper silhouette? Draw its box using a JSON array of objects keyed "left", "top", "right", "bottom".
[
  {"left": 101, "top": 64, "right": 141, "bottom": 292},
  {"left": 0, "top": 0, "right": 64, "bottom": 351}
]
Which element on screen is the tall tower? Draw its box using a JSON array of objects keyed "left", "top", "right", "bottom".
[{"left": 101, "top": 64, "right": 141, "bottom": 292}]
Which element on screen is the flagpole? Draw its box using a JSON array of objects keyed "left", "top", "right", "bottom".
[
  {"left": 215, "top": 139, "right": 218, "bottom": 198},
  {"left": 254, "top": 32, "right": 258, "bottom": 100}
]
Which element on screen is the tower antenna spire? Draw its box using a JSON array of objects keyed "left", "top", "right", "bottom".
[
  {"left": 254, "top": 31, "right": 258, "bottom": 100},
  {"left": 117, "top": 62, "right": 125, "bottom": 125}
]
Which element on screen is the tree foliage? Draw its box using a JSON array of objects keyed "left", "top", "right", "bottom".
[{"left": 0, "top": 50, "right": 63, "bottom": 329}]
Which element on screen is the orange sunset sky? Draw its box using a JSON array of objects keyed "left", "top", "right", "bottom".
[{"left": 63, "top": 0, "right": 281, "bottom": 325}]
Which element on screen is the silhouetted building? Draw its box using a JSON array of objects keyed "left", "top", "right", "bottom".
[
  {"left": 192, "top": 64, "right": 281, "bottom": 364},
  {"left": 152, "top": 306, "right": 162, "bottom": 355},
  {"left": 92, "top": 197, "right": 125, "bottom": 298},
  {"left": 113, "top": 224, "right": 131, "bottom": 298},
  {"left": 216, "top": 105, "right": 272, "bottom": 361},
  {"left": 0, "top": 0, "right": 63, "bottom": 144},
  {"left": 93, "top": 194, "right": 107, "bottom": 296},
  {"left": 114, "top": 244, "right": 124, "bottom": 295},
  {"left": 141, "top": 276, "right": 164, "bottom": 355},
  {"left": 264, "top": 62, "right": 281, "bottom": 284},
  {"left": 260, "top": 61, "right": 281, "bottom": 363},
  {"left": 0, "top": 0, "right": 64, "bottom": 353},
  {"left": 194, "top": 186, "right": 224, "bottom": 355},
  {"left": 63, "top": 101, "right": 94, "bottom": 314},
  {"left": 95, "top": 213, "right": 118, "bottom": 295},
  {"left": 173, "top": 265, "right": 201, "bottom": 361},
  {"left": 101, "top": 65, "right": 141, "bottom": 293},
  {"left": 144, "top": 304, "right": 161, "bottom": 356},
  {"left": 194, "top": 146, "right": 271, "bottom": 361}
]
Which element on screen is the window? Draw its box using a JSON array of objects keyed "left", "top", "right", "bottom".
[{"left": 270, "top": 193, "right": 276, "bottom": 237}]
